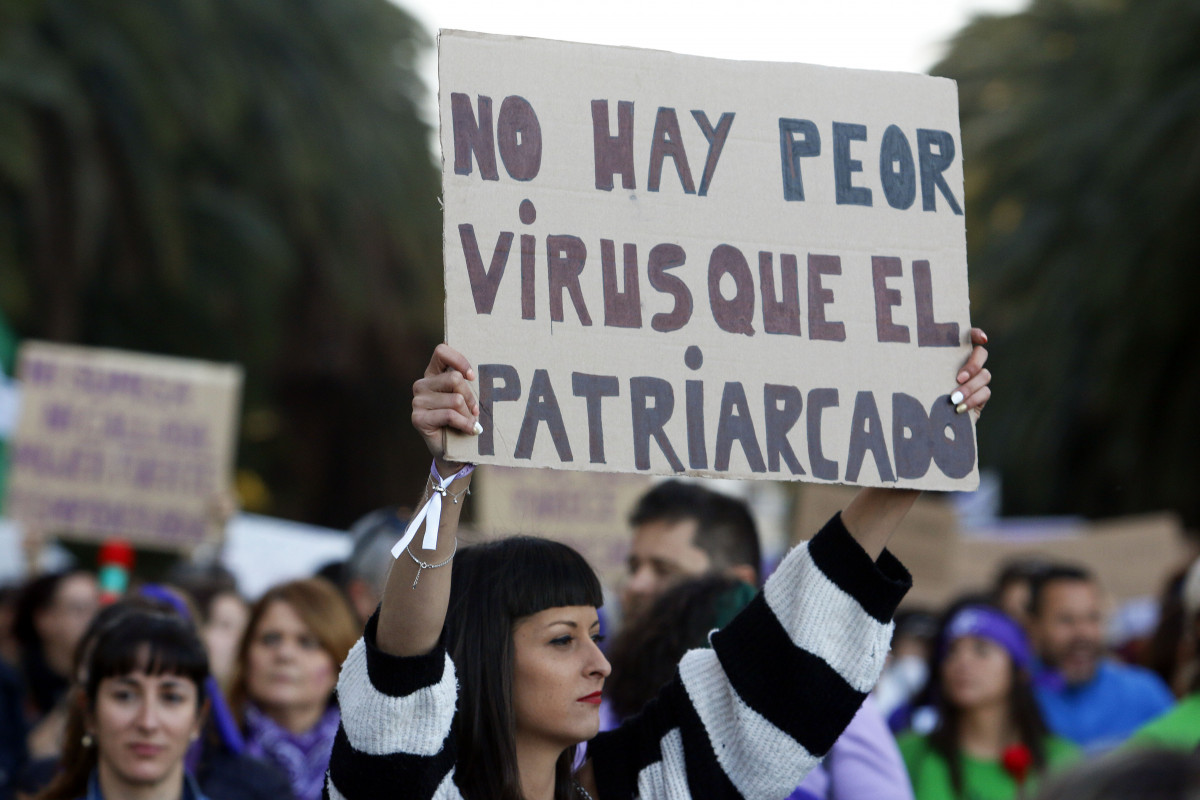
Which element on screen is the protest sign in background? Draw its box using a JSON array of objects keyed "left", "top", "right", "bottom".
[
  {"left": 441, "top": 31, "right": 976, "bottom": 490},
  {"left": 473, "top": 465, "right": 651, "bottom": 589},
  {"left": 796, "top": 485, "right": 1189, "bottom": 609},
  {"left": 5, "top": 342, "right": 243, "bottom": 551}
]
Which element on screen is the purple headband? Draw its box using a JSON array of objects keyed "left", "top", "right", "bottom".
[{"left": 943, "top": 606, "right": 1032, "bottom": 672}]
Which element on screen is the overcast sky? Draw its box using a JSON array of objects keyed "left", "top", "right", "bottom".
[{"left": 396, "top": 0, "right": 1027, "bottom": 130}]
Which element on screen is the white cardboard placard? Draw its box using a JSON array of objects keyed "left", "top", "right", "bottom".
[
  {"left": 441, "top": 30, "right": 976, "bottom": 490},
  {"left": 5, "top": 342, "right": 243, "bottom": 551}
]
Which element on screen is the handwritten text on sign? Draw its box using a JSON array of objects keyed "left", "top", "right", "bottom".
[
  {"left": 441, "top": 31, "right": 976, "bottom": 490},
  {"left": 5, "top": 343, "right": 243, "bottom": 550}
]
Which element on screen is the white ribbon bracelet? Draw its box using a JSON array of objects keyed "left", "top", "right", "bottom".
[{"left": 390, "top": 461, "right": 475, "bottom": 558}]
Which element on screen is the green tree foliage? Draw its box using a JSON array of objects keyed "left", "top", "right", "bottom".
[
  {"left": 0, "top": 0, "right": 443, "bottom": 525},
  {"left": 934, "top": 0, "right": 1200, "bottom": 524}
]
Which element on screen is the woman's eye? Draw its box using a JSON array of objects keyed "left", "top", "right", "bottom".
[
  {"left": 163, "top": 692, "right": 186, "bottom": 704},
  {"left": 299, "top": 636, "right": 320, "bottom": 650},
  {"left": 591, "top": 634, "right": 606, "bottom": 646},
  {"left": 259, "top": 632, "right": 281, "bottom": 646},
  {"left": 550, "top": 635, "right": 573, "bottom": 646}
]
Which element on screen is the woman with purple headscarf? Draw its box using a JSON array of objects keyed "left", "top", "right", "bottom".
[{"left": 897, "top": 604, "right": 1078, "bottom": 800}]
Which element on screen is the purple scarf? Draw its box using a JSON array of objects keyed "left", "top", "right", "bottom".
[{"left": 244, "top": 703, "right": 340, "bottom": 800}]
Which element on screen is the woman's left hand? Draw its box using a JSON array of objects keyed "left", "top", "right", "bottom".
[{"left": 953, "top": 327, "right": 991, "bottom": 417}]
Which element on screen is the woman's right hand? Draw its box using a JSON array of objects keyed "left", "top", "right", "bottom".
[
  {"left": 411, "top": 344, "right": 480, "bottom": 470},
  {"left": 381, "top": 344, "right": 478, "bottom": 657}
]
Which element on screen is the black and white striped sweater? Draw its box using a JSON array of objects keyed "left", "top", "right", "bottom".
[{"left": 324, "top": 513, "right": 911, "bottom": 800}]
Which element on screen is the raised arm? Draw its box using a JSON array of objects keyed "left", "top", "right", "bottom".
[
  {"left": 842, "top": 327, "right": 991, "bottom": 559},
  {"left": 376, "top": 344, "right": 480, "bottom": 657}
]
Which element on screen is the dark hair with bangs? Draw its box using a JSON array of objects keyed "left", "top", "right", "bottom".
[
  {"left": 445, "top": 536, "right": 602, "bottom": 800},
  {"left": 83, "top": 612, "right": 209, "bottom": 705},
  {"left": 36, "top": 610, "right": 209, "bottom": 800}
]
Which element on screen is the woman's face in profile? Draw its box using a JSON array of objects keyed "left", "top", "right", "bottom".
[
  {"left": 245, "top": 600, "right": 336, "bottom": 717},
  {"left": 511, "top": 604, "right": 611, "bottom": 748},
  {"left": 90, "top": 668, "right": 202, "bottom": 789},
  {"left": 942, "top": 635, "right": 1012, "bottom": 710},
  {"left": 204, "top": 592, "right": 249, "bottom": 685}
]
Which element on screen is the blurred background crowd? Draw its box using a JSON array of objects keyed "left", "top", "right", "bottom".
[
  {"left": 5, "top": 478, "right": 1200, "bottom": 800},
  {"left": 1, "top": 0, "right": 1198, "bottom": 797}
]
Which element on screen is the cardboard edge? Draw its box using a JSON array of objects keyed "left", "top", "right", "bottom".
[{"left": 436, "top": 28, "right": 944, "bottom": 80}]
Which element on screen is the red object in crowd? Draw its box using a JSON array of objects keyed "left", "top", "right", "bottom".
[
  {"left": 1001, "top": 743, "right": 1033, "bottom": 786},
  {"left": 97, "top": 539, "right": 135, "bottom": 604}
]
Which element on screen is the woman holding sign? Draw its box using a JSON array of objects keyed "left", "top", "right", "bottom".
[{"left": 324, "top": 331, "right": 991, "bottom": 800}]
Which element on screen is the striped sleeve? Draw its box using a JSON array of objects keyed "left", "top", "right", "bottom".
[
  {"left": 591, "top": 512, "right": 910, "bottom": 799},
  {"left": 324, "top": 613, "right": 463, "bottom": 800}
]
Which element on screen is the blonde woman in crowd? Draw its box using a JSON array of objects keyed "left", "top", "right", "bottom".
[{"left": 228, "top": 579, "right": 357, "bottom": 800}]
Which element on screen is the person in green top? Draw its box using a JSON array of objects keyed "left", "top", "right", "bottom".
[
  {"left": 898, "top": 604, "right": 1078, "bottom": 800},
  {"left": 1126, "top": 693, "right": 1200, "bottom": 751},
  {"left": 1127, "top": 557, "right": 1200, "bottom": 751}
]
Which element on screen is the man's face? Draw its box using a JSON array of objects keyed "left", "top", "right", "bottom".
[
  {"left": 621, "top": 519, "right": 712, "bottom": 624},
  {"left": 1032, "top": 579, "right": 1105, "bottom": 686}
]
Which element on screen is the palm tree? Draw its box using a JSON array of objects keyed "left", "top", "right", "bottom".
[
  {"left": 934, "top": 0, "right": 1200, "bottom": 525},
  {"left": 0, "top": 0, "right": 444, "bottom": 525}
]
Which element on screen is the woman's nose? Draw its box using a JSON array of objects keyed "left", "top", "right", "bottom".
[
  {"left": 272, "top": 638, "right": 298, "bottom": 660},
  {"left": 590, "top": 642, "right": 612, "bottom": 678},
  {"left": 135, "top": 700, "right": 160, "bottom": 731}
]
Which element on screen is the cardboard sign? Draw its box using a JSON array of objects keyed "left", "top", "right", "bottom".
[
  {"left": 441, "top": 30, "right": 976, "bottom": 490},
  {"left": 4, "top": 342, "right": 243, "bottom": 551},
  {"left": 796, "top": 486, "right": 1189, "bottom": 608},
  {"left": 473, "top": 465, "right": 652, "bottom": 588}
]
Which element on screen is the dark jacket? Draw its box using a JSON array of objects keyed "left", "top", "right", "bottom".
[
  {"left": 196, "top": 744, "right": 295, "bottom": 800},
  {"left": 0, "top": 660, "right": 28, "bottom": 800},
  {"left": 76, "top": 770, "right": 207, "bottom": 800}
]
